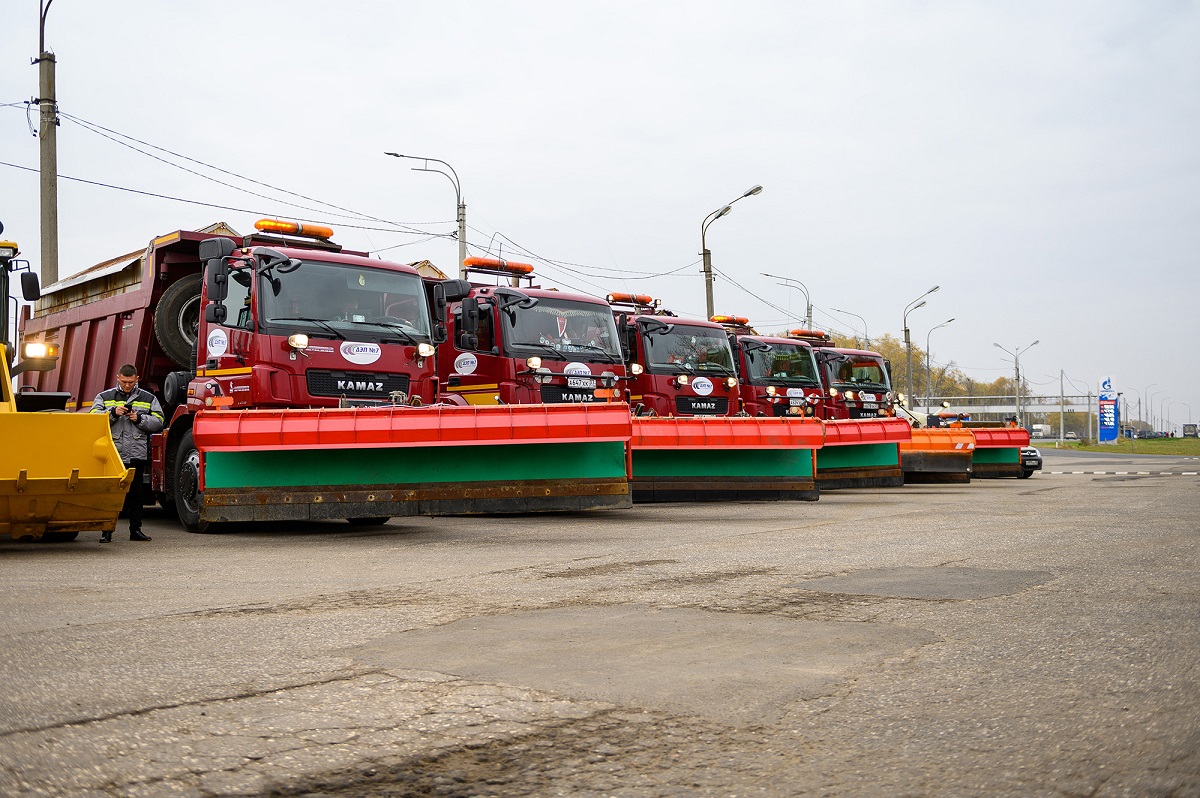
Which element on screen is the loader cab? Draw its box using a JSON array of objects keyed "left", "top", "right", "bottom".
[
  {"left": 442, "top": 259, "right": 624, "bottom": 405},
  {"left": 608, "top": 296, "right": 739, "bottom": 417},
  {"left": 195, "top": 220, "right": 448, "bottom": 410}
]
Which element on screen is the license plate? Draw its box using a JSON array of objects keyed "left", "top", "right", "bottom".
[
  {"left": 567, "top": 376, "right": 596, "bottom": 389},
  {"left": 861, "top": 402, "right": 879, "bottom": 409},
  {"left": 789, "top": 397, "right": 807, "bottom": 406},
  {"left": 1024, "top": 459, "right": 1039, "bottom": 466}
]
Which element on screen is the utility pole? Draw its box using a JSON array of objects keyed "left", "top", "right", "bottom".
[
  {"left": 1059, "top": 370, "right": 1064, "bottom": 446},
  {"left": 36, "top": 0, "right": 59, "bottom": 287}
]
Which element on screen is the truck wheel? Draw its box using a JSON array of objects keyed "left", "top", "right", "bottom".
[
  {"left": 173, "top": 429, "right": 212, "bottom": 533},
  {"left": 154, "top": 273, "right": 203, "bottom": 368},
  {"left": 1019, "top": 470, "right": 1033, "bottom": 479},
  {"left": 346, "top": 517, "right": 390, "bottom": 526},
  {"left": 40, "top": 531, "right": 79, "bottom": 543}
]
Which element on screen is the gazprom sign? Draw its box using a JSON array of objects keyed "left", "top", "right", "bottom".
[{"left": 1098, "top": 377, "right": 1119, "bottom": 443}]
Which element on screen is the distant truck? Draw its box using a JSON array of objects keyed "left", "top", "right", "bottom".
[
  {"left": 1184, "top": 424, "right": 1198, "bottom": 438},
  {"left": 1030, "top": 424, "right": 1051, "bottom": 439}
]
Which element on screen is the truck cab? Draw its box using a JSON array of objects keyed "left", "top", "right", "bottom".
[
  {"left": 441, "top": 258, "right": 625, "bottom": 405},
  {"left": 194, "top": 223, "right": 451, "bottom": 414},
  {"left": 787, "top": 330, "right": 899, "bottom": 420},
  {"left": 608, "top": 295, "right": 740, "bottom": 417},
  {"left": 711, "top": 316, "right": 823, "bottom": 417}
]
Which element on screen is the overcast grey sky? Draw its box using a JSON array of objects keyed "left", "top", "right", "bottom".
[{"left": 2, "top": 2, "right": 1197, "bottom": 426}]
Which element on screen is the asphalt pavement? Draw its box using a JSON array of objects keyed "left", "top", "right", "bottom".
[{"left": 1, "top": 450, "right": 1196, "bottom": 797}]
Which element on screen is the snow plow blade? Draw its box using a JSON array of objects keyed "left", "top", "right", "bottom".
[
  {"left": 630, "top": 416, "right": 823, "bottom": 502},
  {"left": 0, "top": 413, "right": 133, "bottom": 541},
  {"left": 900, "top": 428, "right": 976, "bottom": 484},
  {"left": 815, "top": 418, "right": 910, "bottom": 490},
  {"left": 191, "top": 403, "right": 632, "bottom": 522},
  {"left": 968, "top": 427, "right": 1031, "bottom": 479}
]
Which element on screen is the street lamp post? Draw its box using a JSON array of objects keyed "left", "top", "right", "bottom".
[
  {"left": 761, "top": 272, "right": 812, "bottom": 330},
  {"left": 701, "top": 185, "right": 762, "bottom": 319},
  {"left": 902, "top": 286, "right": 939, "bottom": 407},
  {"left": 1141, "top": 383, "right": 1157, "bottom": 429},
  {"left": 993, "top": 340, "right": 1039, "bottom": 427},
  {"left": 385, "top": 152, "right": 467, "bottom": 279},
  {"left": 924, "top": 318, "right": 955, "bottom": 413},
  {"left": 830, "top": 307, "right": 869, "bottom": 348},
  {"left": 1149, "top": 389, "right": 1163, "bottom": 431},
  {"left": 1160, "top": 397, "right": 1170, "bottom": 435}
]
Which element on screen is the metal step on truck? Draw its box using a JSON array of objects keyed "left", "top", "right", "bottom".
[{"left": 18, "top": 219, "right": 632, "bottom": 532}]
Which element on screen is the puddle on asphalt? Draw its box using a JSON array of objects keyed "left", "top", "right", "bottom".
[
  {"left": 348, "top": 604, "right": 937, "bottom": 725},
  {"left": 792, "top": 566, "right": 1054, "bottom": 600}
]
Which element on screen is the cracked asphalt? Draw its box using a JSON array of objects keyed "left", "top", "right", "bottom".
[{"left": 1, "top": 454, "right": 1197, "bottom": 797}]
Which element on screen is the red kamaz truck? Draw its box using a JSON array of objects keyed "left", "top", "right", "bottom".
[
  {"left": 18, "top": 219, "right": 462, "bottom": 529},
  {"left": 439, "top": 258, "right": 626, "bottom": 405},
  {"left": 711, "top": 316, "right": 823, "bottom": 417},
  {"left": 607, "top": 294, "right": 740, "bottom": 417}
]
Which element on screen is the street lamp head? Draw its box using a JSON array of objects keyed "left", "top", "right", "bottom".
[
  {"left": 743, "top": 185, "right": 763, "bottom": 197},
  {"left": 717, "top": 205, "right": 732, "bottom": 219},
  {"left": 384, "top": 152, "right": 402, "bottom": 158},
  {"left": 929, "top": 285, "right": 940, "bottom": 294},
  {"left": 912, "top": 300, "right": 926, "bottom": 312}
]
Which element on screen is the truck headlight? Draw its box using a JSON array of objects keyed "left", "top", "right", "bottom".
[
  {"left": 766, "top": 385, "right": 777, "bottom": 396},
  {"left": 630, "top": 363, "right": 643, "bottom": 375},
  {"left": 526, "top": 356, "right": 542, "bottom": 369},
  {"left": 675, "top": 374, "right": 690, "bottom": 387},
  {"left": 287, "top": 333, "right": 309, "bottom": 350},
  {"left": 726, "top": 376, "right": 738, "bottom": 388},
  {"left": 418, "top": 342, "right": 436, "bottom": 358}
]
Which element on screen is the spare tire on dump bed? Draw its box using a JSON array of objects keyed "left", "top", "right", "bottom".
[{"left": 154, "top": 273, "right": 203, "bottom": 368}]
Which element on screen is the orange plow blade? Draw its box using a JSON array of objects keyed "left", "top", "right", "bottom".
[
  {"left": 899, "top": 428, "right": 976, "bottom": 483},
  {"left": 191, "top": 403, "right": 633, "bottom": 522}
]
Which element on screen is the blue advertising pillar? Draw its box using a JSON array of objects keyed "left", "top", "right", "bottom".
[{"left": 1098, "top": 377, "right": 1119, "bottom": 443}]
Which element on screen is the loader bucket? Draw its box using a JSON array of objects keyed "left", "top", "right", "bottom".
[
  {"left": 969, "top": 427, "right": 1031, "bottom": 479},
  {"left": 630, "top": 416, "right": 823, "bottom": 502},
  {"left": 0, "top": 412, "right": 133, "bottom": 541},
  {"left": 815, "top": 417, "right": 910, "bottom": 490},
  {"left": 900, "top": 428, "right": 976, "bottom": 484},
  {"left": 190, "top": 402, "right": 633, "bottom": 523}
]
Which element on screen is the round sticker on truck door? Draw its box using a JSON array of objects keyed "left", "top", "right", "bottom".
[
  {"left": 206, "top": 328, "right": 228, "bottom": 357},
  {"left": 564, "top": 362, "right": 591, "bottom": 376},
  {"left": 691, "top": 376, "right": 714, "bottom": 396},
  {"left": 340, "top": 341, "right": 382, "bottom": 365},
  {"left": 454, "top": 352, "right": 478, "bottom": 375}
]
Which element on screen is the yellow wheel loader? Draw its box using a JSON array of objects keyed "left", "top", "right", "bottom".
[{"left": 1, "top": 232, "right": 131, "bottom": 543}]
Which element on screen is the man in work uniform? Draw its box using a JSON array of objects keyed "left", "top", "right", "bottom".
[{"left": 91, "top": 364, "right": 164, "bottom": 542}]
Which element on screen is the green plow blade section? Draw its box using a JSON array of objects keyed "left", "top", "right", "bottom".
[
  {"left": 633, "top": 448, "right": 814, "bottom": 479},
  {"left": 972, "top": 447, "right": 1020, "bottom": 466},
  {"left": 817, "top": 443, "right": 900, "bottom": 471},
  {"left": 205, "top": 441, "right": 628, "bottom": 489}
]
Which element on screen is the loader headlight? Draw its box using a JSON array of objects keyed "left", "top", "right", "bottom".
[
  {"left": 287, "top": 333, "right": 309, "bottom": 350},
  {"left": 0, "top": 242, "right": 18, "bottom": 261},
  {"left": 23, "top": 342, "right": 48, "bottom": 358},
  {"left": 417, "top": 342, "right": 436, "bottom": 358},
  {"left": 630, "top": 363, "right": 643, "bottom": 375},
  {"left": 526, "top": 356, "right": 542, "bottom": 369}
]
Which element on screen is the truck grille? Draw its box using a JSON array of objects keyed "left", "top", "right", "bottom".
[
  {"left": 675, "top": 396, "right": 728, "bottom": 415},
  {"left": 306, "top": 370, "right": 411, "bottom": 399},
  {"left": 540, "top": 385, "right": 601, "bottom": 403}
]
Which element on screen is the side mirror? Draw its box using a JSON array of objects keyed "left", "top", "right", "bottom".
[
  {"left": 205, "top": 303, "right": 228, "bottom": 324},
  {"left": 440, "top": 278, "right": 472, "bottom": 302},
  {"left": 460, "top": 296, "right": 481, "bottom": 335},
  {"left": 20, "top": 271, "right": 40, "bottom": 301}
]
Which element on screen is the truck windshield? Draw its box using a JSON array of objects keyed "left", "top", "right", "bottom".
[
  {"left": 743, "top": 341, "right": 820, "bottom": 385},
  {"left": 259, "top": 260, "right": 432, "bottom": 341},
  {"left": 828, "top": 355, "right": 890, "bottom": 389},
  {"left": 501, "top": 298, "right": 622, "bottom": 362},
  {"left": 643, "top": 323, "right": 735, "bottom": 375}
]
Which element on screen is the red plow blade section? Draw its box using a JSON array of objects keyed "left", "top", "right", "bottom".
[
  {"left": 630, "top": 416, "right": 824, "bottom": 502},
  {"left": 192, "top": 403, "right": 633, "bottom": 523}
]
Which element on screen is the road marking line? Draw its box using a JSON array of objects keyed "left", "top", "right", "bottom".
[{"left": 1183, "top": 472, "right": 1198, "bottom": 476}]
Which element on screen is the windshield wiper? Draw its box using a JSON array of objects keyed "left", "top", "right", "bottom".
[
  {"left": 353, "top": 319, "right": 419, "bottom": 345},
  {"left": 517, "top": 342, "right": 566, "bottom": 361},
  {"left": 269, "top": 317, "right": 345, "bottom": 340},
  {"left": 697, "top": 363, "right": 736, "bottom": 376},
  {"left": 564, "top": 343, "right": 620, "bottom": 363}
]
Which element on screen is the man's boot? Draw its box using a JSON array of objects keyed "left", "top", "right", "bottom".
[
  {"left": 129, "top": 529, "right": 152, "bottom": 542},
  {"left": 99, "top": 531, "right": 112, "bottom": 543}
]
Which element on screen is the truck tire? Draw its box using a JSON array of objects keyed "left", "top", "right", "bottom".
[
  {"left": 173, "top": 429, "right": 213, "bottom": 533},
  {"left": 154, "top": 273, "right": 203, "bottom": 368}
]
